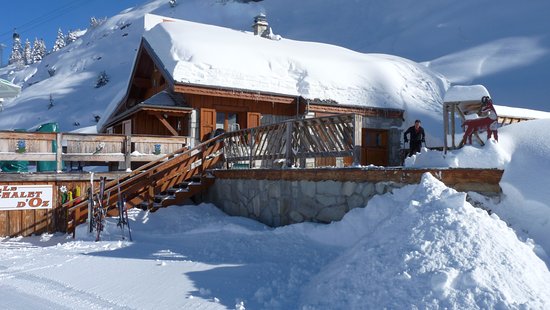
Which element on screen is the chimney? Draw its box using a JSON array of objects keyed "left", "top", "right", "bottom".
[{"left": 252, "top": 13, "right": 268, "bottom": 36}]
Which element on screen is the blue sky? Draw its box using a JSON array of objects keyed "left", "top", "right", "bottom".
[{"left": 0, "top": 0, "right": 145, "bottom": 66}]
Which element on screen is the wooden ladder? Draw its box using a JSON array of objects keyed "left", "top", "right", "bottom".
[{"left": 62, "top": 136, "right": 225, "bottom": 236}]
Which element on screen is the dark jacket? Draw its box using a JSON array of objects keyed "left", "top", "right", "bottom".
[{"left": 404, "top": 126, "right": 425, "bottom": 143}]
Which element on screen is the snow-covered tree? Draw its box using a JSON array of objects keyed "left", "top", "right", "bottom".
[
  {"left": 23, "top": 39, "right": 32, "bottom": 65},
  {"left": 66, "top": 30, "right": 79, "bottom": 44},
  {"left": 8, "top": 32, "right": 23, "bottom": 66},
  {"left": 95, "top": 71, "right": 109, "bottom": 88},
  {"left": 52, "top": 28, "right": 66, "bottom": 52},
  {"left": 31, "top": 38, "right": 47, "bottom": 63},
  {"left": 90, "top": 17, "right": 106, "bottom": 28}
]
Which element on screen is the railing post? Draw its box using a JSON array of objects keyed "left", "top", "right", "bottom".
[
  {"left": 284, "top": 121, "right": 294, "bottom": 168},
  {"left": 56, "top": 133, "right": 63, "bottom": 172},
  {"left": 248, "top": 128, "right": 254, "bottom": 168},
  {"left": 124, "top": 135, "right": 132, "bottom": 171},
  {"left": 352, "top": 114, "right": 362, "bottom": 166}
]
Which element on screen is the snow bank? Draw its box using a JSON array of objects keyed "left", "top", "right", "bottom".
[
  {"left": 405, "top": 119, "right": 550, "bottom": 264},
  {"left": 299, "top": 173, "right": 550, "bottom": 309},
  {"left": 2, "top": 173, "right": 549, "bottom": 309}
]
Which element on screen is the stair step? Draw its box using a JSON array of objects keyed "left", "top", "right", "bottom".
[
  {"left": 167, "top": 187, "right": 181, "bottom": 195},
  {"left": 154, "top": 194, "right": 174, "bottom": 203},
  {"left": 174, "top": 182, "right": 190, "bottom": 189}
]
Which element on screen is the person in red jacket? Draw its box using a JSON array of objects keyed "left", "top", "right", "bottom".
[{"left": 404, "top": 119, "right": 425, "bottom": 156}]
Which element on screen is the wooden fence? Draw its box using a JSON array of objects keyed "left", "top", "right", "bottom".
[
  {"left": 0, "top": 132, "right": 195, "bottom": 171},
  {"left": 221, "top": 114, "right": 362, "bottom": 168}
]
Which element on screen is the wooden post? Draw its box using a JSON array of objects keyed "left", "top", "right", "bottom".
[
  {"left": 248, "top": 128, "right": 254, "bottom": 168},
  {"left": 56, "top": 133, "right": 63, "bottom": 172},
  {"left": 443, "top": 104, "right": 449, "bottom": 153},
  {"left": 124, "top": 135, "right": 132, "bottom": 171},
  {"left": 352, "top": 114, "right": 362, "bottom": 166},
  {"left": 451, "top": 105, "right": 456, "bottom": 148},
  {"left": 284, "top": 121, "right": 294, "bottom": 168}
]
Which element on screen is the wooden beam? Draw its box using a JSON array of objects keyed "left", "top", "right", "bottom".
[
  {"left": 173, "top": 84, "right": 296, "bottom": 104},
  {"left": 212, "top": 168, "right": 504, "bottom": 194},
  {"left": 153, "top": 114, "right": 179, "bottom": 136}
]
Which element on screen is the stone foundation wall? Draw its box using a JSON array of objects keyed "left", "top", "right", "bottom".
[{"left": 204, "top": 178, "right": 404, "bottom": 227}]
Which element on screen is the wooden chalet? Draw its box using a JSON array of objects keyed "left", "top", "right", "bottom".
[{"left": 100, "top": 14, "right": 405, "bottom": 166}]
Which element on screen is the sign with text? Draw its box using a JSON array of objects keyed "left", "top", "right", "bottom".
[{"left": 0, "top": 185, "right": 53, "bottom": 211}]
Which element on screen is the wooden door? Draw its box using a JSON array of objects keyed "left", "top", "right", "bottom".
[
  {"left": 200, "top": 108, "right": 216, "bottom": 141},
  {"left": 361, "top": 129, "right": 388, "bottom": 166},
  {"left": 247, "top": 112, "right": 261, "bottom": 128}
]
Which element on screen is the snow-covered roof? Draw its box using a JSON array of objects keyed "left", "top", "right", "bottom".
[
  {"left": 443, "top": 85, "right": 490, "bottom": 103},
  {"left": 141, "top": 14, "right": 445, "bottom": 109},
  {"left": 494, "top": 105, "right": 550, "bottom": 119},
  {"left": 0, "top": 78, "right": 21, "bottom": 98},
  {"left": 142, "top": 90, "right": 183, "bottom": 107}
]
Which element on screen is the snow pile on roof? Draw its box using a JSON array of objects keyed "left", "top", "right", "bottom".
[
  {"left": 495, "top": 105, "right": 550, "bottom": 119},
  {"left": 298, "top": 173, "right": 550, "bottom": 309},
  {"left": 143, "top": 14, "right": 447, "bottom": 109},
  {"left": 443, "top": 84, "right": 490, "bottom": 102}
]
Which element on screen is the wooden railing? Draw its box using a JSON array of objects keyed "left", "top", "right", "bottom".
[
  {"left": 221, "top": 114, "right": 362, "bottom": 168},
  {"left": 0, "top": 132, "right": 195, "bottom": 171}
]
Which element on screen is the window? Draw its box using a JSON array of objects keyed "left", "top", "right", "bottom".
[{"left": 216, "top": 112, "right": 239, "bottom": 131}]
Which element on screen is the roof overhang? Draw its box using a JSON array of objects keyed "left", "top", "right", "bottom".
[{"left": 103, "top": 104, "right": 193, "bottom": 129}]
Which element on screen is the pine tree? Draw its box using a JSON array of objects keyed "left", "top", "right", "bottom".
[
  {"left": 52, "top": 28, "right": 66, "bottom": 52},
  {"left": 31, "top": 38, "right": 42, "bottom": 62},
  {"left": 8, "top": 31, "right": 23, "bottom": 66},
  {"left": 32, "top": 39, "right": 47, "bottom": 62},
  {"left": 38, "top": 39, "right": 47, "bottom": 58},
  {"left": 66, "top": 30, "right": 78, "bottom": 44},
  {"left": 23, "top": 39, "right": 32, "bottom": 65}
]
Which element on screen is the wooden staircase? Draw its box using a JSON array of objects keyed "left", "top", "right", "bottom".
[{"left": 62, "top": 137, "right": 224, "bottom": 236}]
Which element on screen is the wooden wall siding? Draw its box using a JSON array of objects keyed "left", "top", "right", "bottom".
[
  {"left": 0, "top": 175, "right": 123, "bottom": 237},
  {"left": 308, "top": 104, "right": 404, "bottom": 119},
  {"left": 118, "top": 45, "right": 169, "bottom": 120},
  {"left": 0, "top": 181, "right": 58, "bottom": 237},
  {"left": 132, "top": 112, "right": 188, "bottom": 136},
  {"left": 184, "top": 93, "right": 298, "bottom": 117}
]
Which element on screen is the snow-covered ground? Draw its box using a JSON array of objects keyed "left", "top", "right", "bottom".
[{"left": 1, "top": 119, "right": 550, "bottom": 309}]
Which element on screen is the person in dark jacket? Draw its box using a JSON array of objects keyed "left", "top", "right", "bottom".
[{"left": 404, "top": 120, "right": 425, "bottom": 157}]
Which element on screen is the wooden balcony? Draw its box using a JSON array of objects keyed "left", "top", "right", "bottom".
[{"left": 0, "top": 131, "right": 196, "bottom": 172}]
